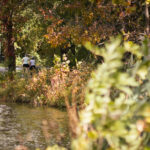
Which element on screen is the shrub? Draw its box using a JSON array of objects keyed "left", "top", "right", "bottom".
[
  {"left": 0, "top": 61, "right": 92, "bottom": 107},
  {"left": 72, "top": 36, "right": 150, "bottom": 150}
]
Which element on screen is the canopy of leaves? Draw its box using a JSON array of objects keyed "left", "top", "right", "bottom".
[{"left": 43, "top": 0, "right": 144, "bottom": 50}]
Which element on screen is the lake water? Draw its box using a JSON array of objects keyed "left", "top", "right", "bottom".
[{"left": 0, "top": 103, "right": 70, "bottom": 150}]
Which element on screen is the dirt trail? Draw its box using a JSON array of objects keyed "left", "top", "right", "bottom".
[{"left": 0, "top": 66, "right": 22, "bottom": 72}]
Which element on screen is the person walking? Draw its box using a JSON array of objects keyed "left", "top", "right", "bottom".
[
  {"left": 22, "top": 54, "right": 29, "bottom": 73},
  {"left": 29, "top": 57, "right": 36, "bottom": 75}
]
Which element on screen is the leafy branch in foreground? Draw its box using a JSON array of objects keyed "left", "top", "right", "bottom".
[{"left": 71, "top": 36, "right": 150, "bottom": 150}]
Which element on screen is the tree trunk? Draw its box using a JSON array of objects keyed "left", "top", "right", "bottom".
[
  {"left": 70, "top": 44, "right": 76, "bottom": 68},
  {"left": 145, "top": 3, "right": 150, "bottom": 35},
  {"left": 3, "top": 15, "right": 16, "bottom": 75},
  {"left": 145, "top": 3, "right": 150, "bottom": 58},
  {"left": 64, "top": 91, "right": 79, "bottom": 138}
]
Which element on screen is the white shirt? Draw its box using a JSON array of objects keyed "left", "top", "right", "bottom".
[
  {"left": 30, "top": 59, "right": 35, "bottom": 66},
  {"left": 23, "top": 56, "right": 29, "bottom": 65}
]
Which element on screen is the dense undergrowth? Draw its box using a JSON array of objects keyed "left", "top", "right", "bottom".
[{"left": 0, "top": 61, "right": 92, "bottom": 107}]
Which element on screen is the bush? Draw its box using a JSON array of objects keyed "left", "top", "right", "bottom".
[
  {"left": 0, "top": 61, "right": 92, "bottom": 107},
  {"left": 72, "top": 36, "right": 150, "bottom": 150}
]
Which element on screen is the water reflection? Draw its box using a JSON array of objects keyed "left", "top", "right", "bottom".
[{"left": 0, "top": 103, "right": 69, "bottom": 150}]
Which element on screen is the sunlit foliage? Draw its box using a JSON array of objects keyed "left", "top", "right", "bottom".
[{"left": 72, "top": 37, "right": 150, "bottom": 150}]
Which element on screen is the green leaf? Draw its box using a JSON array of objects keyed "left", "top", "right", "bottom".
[
  {"left": 87, "top": 130, "right": 98, "bottom": 139},
  {"left": 83, "top": 41, "right": 103, "bottom": 56}
]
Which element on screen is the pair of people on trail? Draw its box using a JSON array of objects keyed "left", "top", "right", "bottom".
[{"left": 22, "top": 55, "right": 36, "bottom": 73}]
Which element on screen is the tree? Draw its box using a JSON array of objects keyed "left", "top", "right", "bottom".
[
  {"left": 41, "top": 0, "right": 146, "bottom": 67},
  {"left": 0, "top": 0, "right": 36, "bottom": 74}
]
